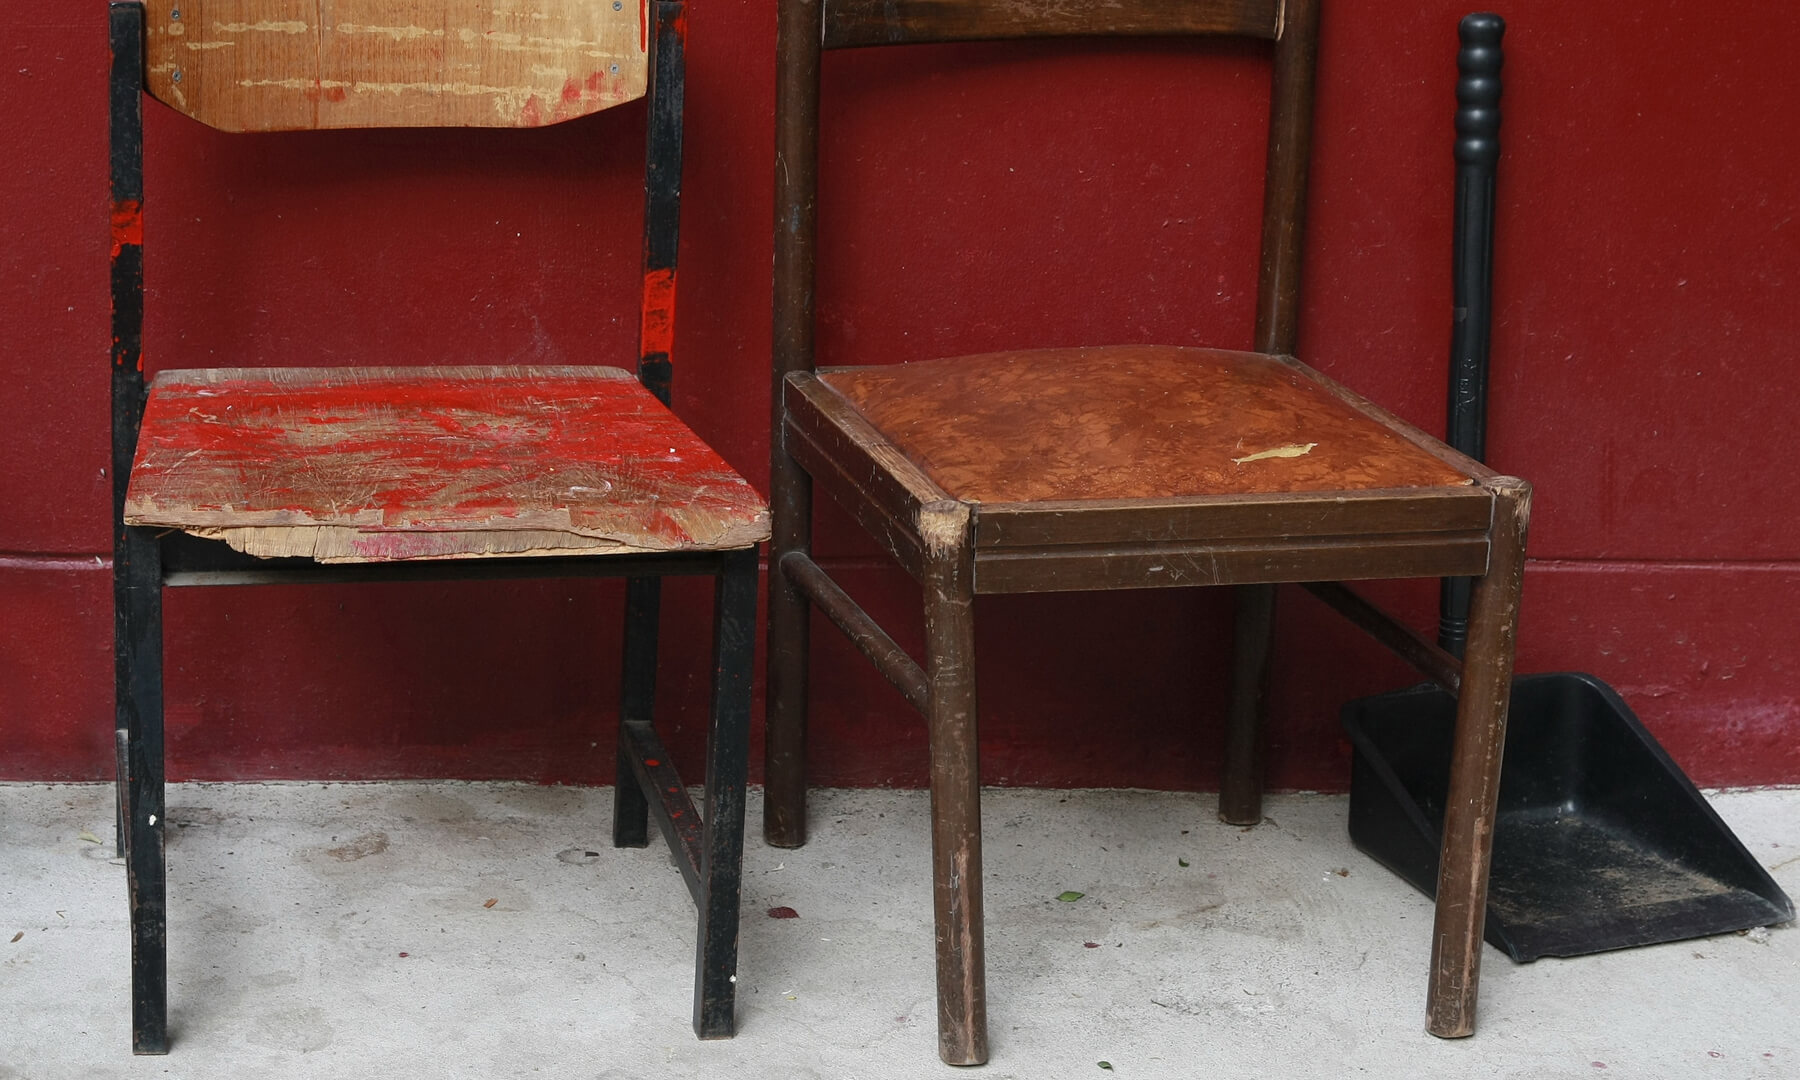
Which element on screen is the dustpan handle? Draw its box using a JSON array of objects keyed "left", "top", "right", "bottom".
[{"left": 1438, "top": 12, "right": 1504, "bottom": 657}]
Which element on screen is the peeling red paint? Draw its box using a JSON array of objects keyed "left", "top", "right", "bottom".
[
  {"left": 640, "top": 267, "right": 677, "bottom": 357},
  {"left": 325, "top": 85, "right": 346, "bottom": 103},
  {"left": 520, "top": 96, "right": 543, "bottom": 127},
  {"left": 127, "top": 369, "right": 767, "bottom": 551},
  {"left": 109, "top": 198, "right": 142, "bottom": 258},
  {"left": 639, "top": 0, "right": 647, "bottom": 52},
  {"left": 561, "top": 76, "right": 583, "bottom": 104}
]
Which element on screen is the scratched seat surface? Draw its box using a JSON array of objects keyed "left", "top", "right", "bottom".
[
  {"left": 126, "top": 366, "right": 770, "bottom": 563},
  {"left": 815, "top": 345, "right": 1475, "bottom": 504}
]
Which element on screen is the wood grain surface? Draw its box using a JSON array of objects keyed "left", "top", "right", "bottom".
[
  {"left": 143, "top": 0, "right": 647, "bottom": 130},
  {"left": 818, "top": 346, "right": 1474, "bottom": 504},
  {"left": 125, "top": 366, "right": 768, "bottom": 562}
]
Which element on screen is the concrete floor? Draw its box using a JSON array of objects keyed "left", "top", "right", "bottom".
[{"left": 2, "top": 783, "right": 1794, "bottom": 1079}]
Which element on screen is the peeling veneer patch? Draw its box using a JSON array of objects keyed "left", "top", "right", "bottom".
[
  {"left": 335, "top": 24, "right": 442, "bottom": 40},
  {"left": 917, "top": 501, "right": 971, "bottom": 557},
  {"left": 1232, "top": 442, "right": 1318, "bottom": 465},
  {"left": 215, "top": 20, "right": 310, "bottom": 34},
  {"left": 235, "top": 77, "right": 543, "bottom": 120}
]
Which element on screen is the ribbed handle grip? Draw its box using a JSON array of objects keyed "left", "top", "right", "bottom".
[
  {"left": 1440, "top": 12, "right": 1504, "bottom": 658},
  {"left": 1455, "top": 13, "right": 1504, "bottom": 168}
]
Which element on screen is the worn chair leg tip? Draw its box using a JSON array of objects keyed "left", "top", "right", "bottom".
[
  {"left": 762, "top": 822, "right": 806, "bottom": 849},
  {"left": 1427, "top": 1018, "right": 1476, "bottom": 1039},
  {"left": 938, "top": 1047, "right": 990, "bottom": 1067},
  {"left": 1217, "top": 794, "right": 1263, "bottom": 827},
  {"left": 611, "top": 817, "right": 650, "bottom": 847},
  {"left": 132, "top": 1036, "right": 170, "bottom": 1055}
]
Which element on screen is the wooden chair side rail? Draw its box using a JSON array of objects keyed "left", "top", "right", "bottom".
[{"left": 108, "top": 0, "right": 757, "bottom": 1055}]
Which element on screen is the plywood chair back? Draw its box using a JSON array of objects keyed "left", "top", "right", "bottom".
[{"left": 141, "top": 0, "right": 647, "bottom": 131}]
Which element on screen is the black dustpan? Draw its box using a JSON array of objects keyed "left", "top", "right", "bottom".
[
  {"left": 1344, "top": 674, "right": 1793, "bottom": 960},
  {"left": 1340, "top": 14, "right": 1793, "bottom": 962}
]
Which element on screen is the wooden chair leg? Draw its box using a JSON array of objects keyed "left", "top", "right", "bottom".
[
  {"left": 119, "top": 528, "right": 168, "bottom": 1054},
  {"left": 1220, "top": 583, "right": 1277, "bottom": 825},
  {"left": 921, "top": 510, "right": 987, "bottom": 1066},
  {"left": 763, "top": 452, "right": 812, "bottom": 848},
  {"left": 1427, "top": 477, "right": 1530, "bottom": 1038},
  {"left": 692, "top": 547, "right": 758, "bottom": 1038},
  {"left": 613, "top": 577, "right": 660, "bottom": 848}
]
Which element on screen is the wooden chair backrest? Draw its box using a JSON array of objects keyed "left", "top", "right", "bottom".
[
  {"left": 142, "top": 0, "right": 648, "bottom": 131},
  {"left": 773, "top": 0, "right": 1320, "bottom": 389},
  {"left": 821, "top": 0, "right": 1285, "bottom": 49}
]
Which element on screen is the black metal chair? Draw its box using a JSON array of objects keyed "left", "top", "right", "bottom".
[{"left": 106, "top": 0, "right": 763, "bottom": 1053}]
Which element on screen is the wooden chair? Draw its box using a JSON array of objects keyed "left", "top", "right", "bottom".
[
  {"left": 106, "top": 0, "right": 766, "bottom": 1053},
  {"left": 764, "top": 0, "right": 1530, "bottom": 1064}
]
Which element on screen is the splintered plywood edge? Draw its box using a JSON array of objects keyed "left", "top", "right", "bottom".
[
  {"left": 123, "top": 366, "right": 770, "bottom": 563},
  {"left": 189, "top": 525, "right": 763, "bottom": 563},
  {"left": 145, "top": 1, "right": 649, "bottom": 131}
]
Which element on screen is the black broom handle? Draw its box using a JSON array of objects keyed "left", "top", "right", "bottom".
[{"left": 1438, "top": 12, "right": 1505, "bottom": 658}]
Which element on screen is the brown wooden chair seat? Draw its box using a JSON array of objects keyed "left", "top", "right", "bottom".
[
  {"left": 789, "top": 346, "right": 1498, "bottom": 596},
  {"left": 765, "top": 0, "right": 1531, "bottom": 1065},
  {"left": 127, "top": 366, "right": 769, "bottom": 563},
  {"left": 809, "top": 345, "right": 1474, "bottom": 503}
]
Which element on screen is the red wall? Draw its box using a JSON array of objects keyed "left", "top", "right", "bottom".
[{"left": 5, "top": 2, "right": 1797, "bottom": 790}]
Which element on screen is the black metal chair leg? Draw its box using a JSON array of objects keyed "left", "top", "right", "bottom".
[
  {"left": 692, "top": 546, "right": 758, "bottom": 1039},
  {"left": 613, "top": 576, "right": 660, "bottom": 848},
  {"left": 114, "top": 727, "right": 130, "bottom": 858},
  {"left": 120, "top": 527, "right": 168, "bottom": 1055}
]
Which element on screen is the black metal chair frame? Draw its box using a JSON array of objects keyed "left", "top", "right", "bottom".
[{"left": 106, "top": 0, "right": 754, "bottom": 1054}]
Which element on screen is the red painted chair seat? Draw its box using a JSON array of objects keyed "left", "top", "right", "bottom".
[{"left": 125, "top": 365, "right": 770, "bottom": 563}]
